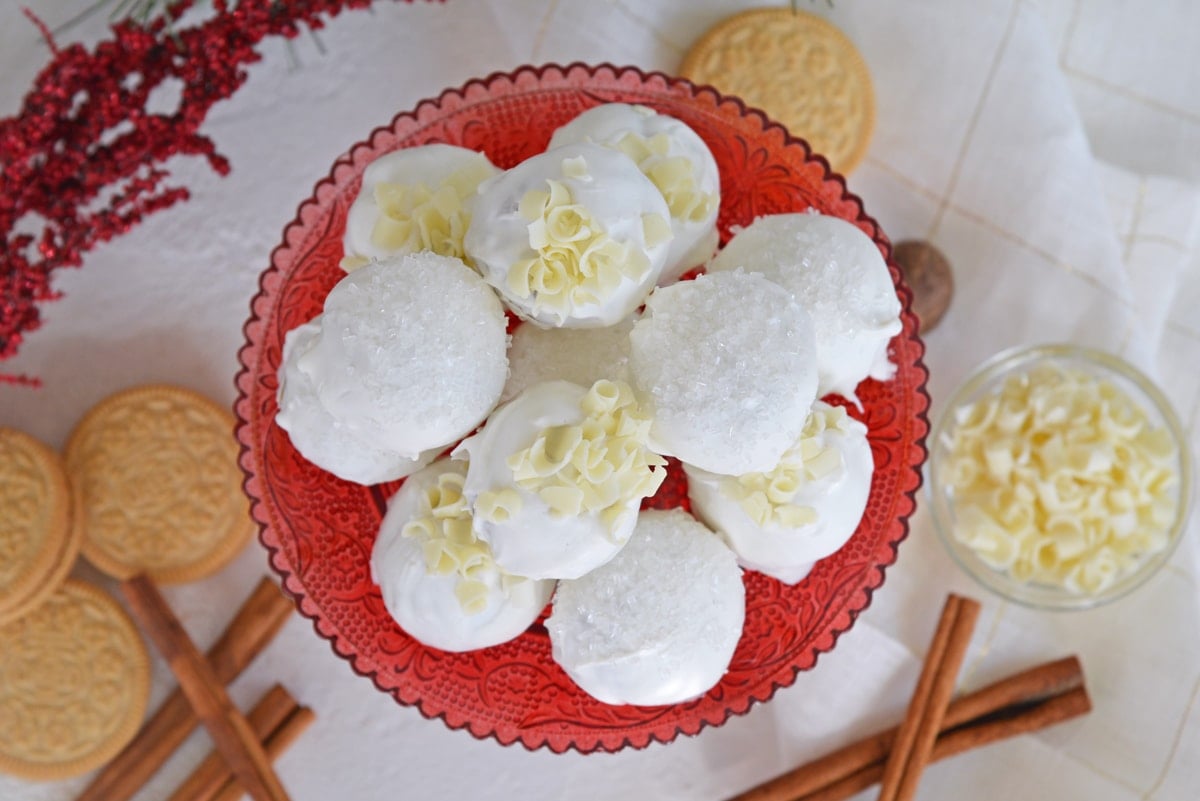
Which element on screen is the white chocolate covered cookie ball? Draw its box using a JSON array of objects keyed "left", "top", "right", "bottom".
[
  {"left": 299, "top": 252, "right": 508, "bottom": 459},
  {"left": 685, "top": 401, "right": 874, "bottom": 583},
  {"left": 709, "top": 213, "right": 901, "bottom": 402},
  {"left": 465, "top": 144, "right": 673, "bottom": 328},
  {"left": 547, "top": 509, "right": 744, "bottom": 705},
  {"left": 371, "top": 460, "right": 554, "bottom": 652},
  {"left": 629, "top": 270, "right": 819, "bottom": 475},
  {"left": 549, "top": 103, "right": 719, "bottom": 283},
  {"left": 341, "top": 144, "right": 499, "bottom": 271},
  {"left": 276, "top": 317, "right": 438, "bottom": 484}
]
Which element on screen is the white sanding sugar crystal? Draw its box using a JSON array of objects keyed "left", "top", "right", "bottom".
[
  {"left": 629, "top": 270, "right": 819, "bottom": 475},
  {"left": 708, "top": 213, "right": 902, "bottom": 401},
  {"left": 500, "top": 317, "right": 634, "bottom": 403},
  {"left": 302, "top": 252, "right": 509, "bottom": 458},
  {"left": 546, "top": 508, "right": 745, "bottom": 706}
]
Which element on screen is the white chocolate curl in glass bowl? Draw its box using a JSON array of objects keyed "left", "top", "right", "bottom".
[{"left": 929, "top": 344, "right": 1193, "bottom": 610}]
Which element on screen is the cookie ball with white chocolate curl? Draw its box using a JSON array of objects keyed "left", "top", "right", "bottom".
[
  {"left": 464, "top": 144, "right": 673, "bottom": 328},
  {"left": 456, "top": 379, "right": 666, "bottom": 580},
  {"left": 549, "top": 103, "right": 720, "bottom": 284},
  {"left": 685, "top": 401, "right": 874, "bottom": 584},
  {"left": 371, "top": 459, "right": 554, "bottom": 652},
  {"left": 341, "top": 144, "right": 499, "bottom": 271}
]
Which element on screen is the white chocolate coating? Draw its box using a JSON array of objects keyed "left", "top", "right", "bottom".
[
  {"left": 684, "top": 401, "right": 874, "bottom": 584},
  {"left": 455, "top": 380, "right": 661, "bottom": 580},
  {"left": 342, "top": 144, "right": 499, "bottom": 270},
  {"left": 501, "top": 316, "right": 634, "bottom": 404},
  {"left": 629, "top": 270, "right": 819, "bottom": 475},
  {"left": 299, "top": 253, "right": 508, "bottom": 459},
  {"left": 709, "top": 213, "right": 901, "bottom": 402},
  {"left": 371, "top": 460, "right": 554, "bottom": 652},
  {"left": 547, "top": 509, "right": 744, "bottom": 706},
  {"left": 549, "top": 103, "right": 720, "bottom": 283},
  {"left": 276, "top": 317, "right": 438, "bottom": 484},
  {"left": 464, "top": 143, "right": 672, "bottom": 328}
]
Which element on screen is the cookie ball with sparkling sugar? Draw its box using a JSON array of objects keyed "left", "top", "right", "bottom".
[
  {"left": 629, "top": 270, "right": 819, "bottom": 475},
  {"left": 709, "top": 213, "right": 901, "bottom": 402},
  {"left": 299, "top": 252, "right": 508, "bottom": 459},
  {"left": 547, "top": 509, "right": 745, "bottom": 706}
]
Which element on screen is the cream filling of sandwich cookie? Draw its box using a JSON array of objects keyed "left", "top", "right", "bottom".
[
  {"left": 708, "top": 212, "right": 901, "bottom": 403},
  {"left": 546, "top": 508, "right": 744, "bottom": 706},
  {"left": 456, "top": 379, "right": 666, "bottom": 580},
  {"left": 465, "top": 144, "right": 672, "bottom": 328},
  {"left": 549, "top": 104, "right": 720, "bottom": 283},
  {"left": 370, "top": 460, "right": 553, "bottom": 652},
  {"left": 341, "top": 144, "right": 499, "bottom": 271},
  {"left": 940, "top": 363, "right": 1180, "bottom": 595},
  {"left": 685, "top": 401, "right": 873, "bottom": 584},
  {"left": 276, "top": 317, "right": 438, "bottom": 485}
]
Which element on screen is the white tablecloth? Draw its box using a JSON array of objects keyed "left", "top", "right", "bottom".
[{"left": 2, "top": 1, "right": 1198, "bottom": 799}]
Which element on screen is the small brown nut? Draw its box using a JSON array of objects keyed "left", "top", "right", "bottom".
[{"left": 893, "top": 240, "right": 954, "bottom": 334}]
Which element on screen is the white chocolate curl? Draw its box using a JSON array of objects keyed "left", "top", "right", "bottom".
[
  {"left": 505, "top": 172, "right": 665, "bottom": 320},
  {"left": 548, "top": 103, "right": 721, "bottom": 283},
  {"left": 940, "top": 363, "right": 1180, "bottom": 595},
  {"left": 495, "top": 379, "right": 666, "bottom": 529},
  {"left": 400, "top": 470, "right": 498, "bottom": 614}
]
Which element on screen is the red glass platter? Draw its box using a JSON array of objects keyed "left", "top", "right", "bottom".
[{"left": 235, "top": 63, "right": 929, "bottom": 753}]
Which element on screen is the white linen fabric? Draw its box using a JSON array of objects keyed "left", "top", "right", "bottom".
[{"left": 1, "top": 0, "right": 1197, "bottom": 799}]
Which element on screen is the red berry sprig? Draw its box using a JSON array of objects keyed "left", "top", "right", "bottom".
[{"left": 0, "top": 0, "right": 434, "bottom": 384}]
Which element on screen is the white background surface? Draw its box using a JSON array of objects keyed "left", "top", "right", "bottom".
[{"left": 2, "top": 1, "right": 1199, "bottom": 799}]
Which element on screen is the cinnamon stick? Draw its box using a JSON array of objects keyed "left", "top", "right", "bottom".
[
  {"left": 934, "top": 685, "right": 1091, "bottom": 760},
  {"left": 78, "top": 577, "right": 293, "bottom": 801},
  {"left": 121, "top": 575, "right": 292, "bottom": 801},
  {"left": 877, "top": 594, "right": 979, "bottom": 801},
  {"left": 209, "top": 707, "right": 316, "bottom": 801},
  {"left": 796, "top": 686, "right": 1092, "bottom": 801},
  {"left": 168, "top": 685, "right": 298, "bottom": 801},
  {"left": 728, "top": 655, "right": 1083, "bottom": 801},
  {"left": 939, "top": 655, "right": 1082, "bottom": 731}
]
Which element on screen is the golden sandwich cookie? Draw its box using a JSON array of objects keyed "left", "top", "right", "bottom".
[
  {"left": 0, "top": 427, "right": 78, "bottom": 625},
  {"left": 681, "top": 8, "right": 875, "bottom": 174},
  {"left": 65, "top": 384, "right": 254, "bottom": 584},
  {"left": 0, "top": 580, "right": 150, "bottom": 780}
]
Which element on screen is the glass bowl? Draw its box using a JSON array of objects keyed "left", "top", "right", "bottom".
[
  {"left": 929, "top": 344, "right": 1192, "bottom": 611},
  {"left": 234, "top": 63, "right": 930, "bottom": 753}
]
